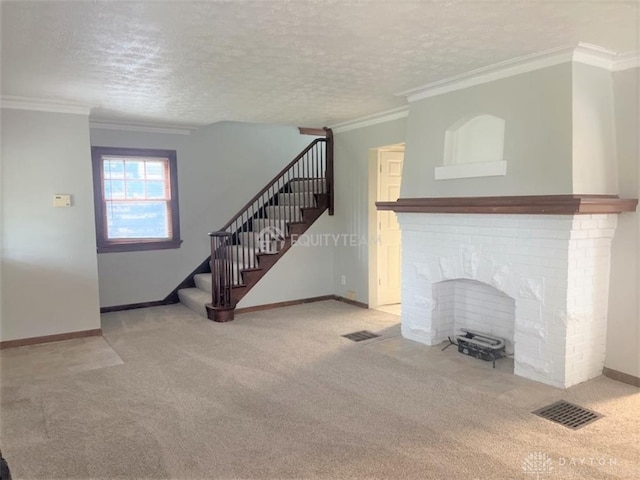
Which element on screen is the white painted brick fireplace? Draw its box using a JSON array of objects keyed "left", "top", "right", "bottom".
[{"left": 397, "top": 211, "right": 619, "bottom": 388}]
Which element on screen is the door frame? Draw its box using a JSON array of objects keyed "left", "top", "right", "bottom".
[{"left": 368, "top": 144, "right": 404, "bottom": 309}]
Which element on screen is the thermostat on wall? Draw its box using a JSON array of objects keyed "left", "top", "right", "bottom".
[{"left": 53, "top": 194, "right": 72, "bottom": 207}]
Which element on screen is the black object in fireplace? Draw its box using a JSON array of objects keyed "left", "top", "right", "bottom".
[{"left": 443, "top": 328, "right": 506, "bottom": 368}]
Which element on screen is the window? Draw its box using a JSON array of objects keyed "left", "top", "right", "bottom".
[{"left": 91, "top": 146, "right": 182, "bottom": 253}]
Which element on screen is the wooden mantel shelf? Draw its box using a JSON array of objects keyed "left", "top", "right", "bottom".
[{"left": 376, "top": 195, "right": 638, "bottom": 215}]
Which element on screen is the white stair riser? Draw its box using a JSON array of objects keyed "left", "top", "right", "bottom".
[
  {"left": 251, "top": 219, "right": 288, "bottom": 235},
  {"left": 194, "top": 273, "right": 212, "bottom": 293},
  {"left": 235, "top": 233, "right": 284, "bottom": 255},
  {"left": 215, "top": 245, "right": 259, "bottom": 263},
  {"left": 290, "top": 179, "right": 326, "bottom": 193},
  {"left": 264, "top": 206, "right": 302, "bottom": 222},
  {"left": 278, "top": 193, "right": 316, "bottom": 207},
  {"left": 211, "top": 260, "right": 254, "bottom": 280}
]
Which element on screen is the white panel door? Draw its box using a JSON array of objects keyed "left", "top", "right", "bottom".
[{"left": 377, "top": 150, "right": 403, "bottom": 306}]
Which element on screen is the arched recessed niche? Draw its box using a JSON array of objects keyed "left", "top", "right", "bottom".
[{"left": 435, "top": 114, "right": 507, "bottom": 180}]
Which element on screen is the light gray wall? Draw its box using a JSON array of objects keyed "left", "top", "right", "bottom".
[
  {"left": 239, "top": 213, "right": 334, "bottom": 307},
  {"left": 1, "top": 109, "right": 101, "bottom": 341},
  {"left": 332, "top": 118, "right": 407, "bottom": 304},
  {"left": 606, "top": 66, "right": 640, "bottom": 378},
  {"left": 401, "top": 63, "right": 574, "bottom": 198},
  {"left": 572, "top": 63, "right": 618, "bottom": 194},
  {"left": 91, "top": 122, "right": 331, "bottom": 308},
  {"left": 90, "top": 128, "right": 193, "bottom": 307}
]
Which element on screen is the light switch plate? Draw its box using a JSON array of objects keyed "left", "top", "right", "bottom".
[{"left": 53, "top": 194, "right": 72, "bottom": 207}]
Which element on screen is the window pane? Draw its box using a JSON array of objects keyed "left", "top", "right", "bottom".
[
  {"left": 104, "top": 159, "right": 124, "bottom": 179},
  {"left": 125, "top": 160, "right": 144, "bottom": 179},
  {"left": 145, "top": 161, "right": 165, "bottom": 180},
  {"left": 126, "top": 180, "right": 146, "bottom": 199},
  {"left": 146, "top": 181, "right": 166, "bottom": 199},
  {"left": 106, "top": 201, "right": 169, "bottom": 239},
  {"left": 103, "top": 179, "right": 125, "bottom": 200}
]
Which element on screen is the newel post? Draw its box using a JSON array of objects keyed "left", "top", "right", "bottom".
[
  {"left": 324, "top": 127, "right": 334, "bottom": 216},
  {"left": 206, "top": 231, "right": 236, "bottom": 322}
]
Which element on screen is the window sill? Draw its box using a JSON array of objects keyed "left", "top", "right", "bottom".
[{"left": 97, "top": 239, "right": 183, "bottom": 254}]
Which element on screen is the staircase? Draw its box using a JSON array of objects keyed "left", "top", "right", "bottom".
[{"left": 176, "top": 130, "right": 333, "bottom": 321}]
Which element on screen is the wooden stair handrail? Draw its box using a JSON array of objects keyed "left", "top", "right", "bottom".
[{"left": 220, "top": 136, "right": 329, "bottom": 231}]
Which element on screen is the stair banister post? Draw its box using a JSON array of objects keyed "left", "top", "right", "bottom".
[
  {"left": 323, "top": 127, "right": 334, "bottom": 216},
  {"left": 206, "top": 231, "right": 236, "bottom": 322}
]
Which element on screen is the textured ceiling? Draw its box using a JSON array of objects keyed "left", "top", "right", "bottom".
[{"left": 1, "top": 0, "right": 638, "bottom": 127}]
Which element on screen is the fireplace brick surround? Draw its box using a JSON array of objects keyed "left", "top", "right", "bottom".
[{"left": 378, "top": 195, "right": 637, "bottom": 388}]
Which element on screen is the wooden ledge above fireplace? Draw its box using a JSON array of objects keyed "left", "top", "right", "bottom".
[{"left": 376, "top": 195, "right": 638, "bottom": 215}]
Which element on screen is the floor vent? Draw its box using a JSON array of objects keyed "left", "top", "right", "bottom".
[
  {"left": 532, "top": 400, "right": 603, "bottom": 430},
  {"left": 342, "top": 330, "right": 380, "bottom": 342}
]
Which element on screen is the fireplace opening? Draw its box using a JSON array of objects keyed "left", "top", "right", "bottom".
[{"left": 432, "top": 279, "right": 516, "bottom": 365}]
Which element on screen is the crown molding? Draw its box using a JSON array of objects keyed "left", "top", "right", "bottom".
[
  {"left": 398, "top": 45, "right": 573, "bottom": 102},
  {"left": 572, "top": 42, "right": 618, "bottom": 70},
  {"left": 0, "top": 95, "right": 92, "bottom": 115},
  {"left": 89, "top": 119, "right": 201, "bottom": 135},
  {"left": 399, "top": 43, "right": 640, "bottom": 103},
  {"left": 611, "top": 52, "right": 640, "bottom": 72},
  {"left": 331, "top": 106, "right": 408, "bottom": 134},
  {"left": 0, "top": 96, "right": 201, "bottom": 134},
  {"left": 330, "top": 42, "right": 638, "bottom": 136}
]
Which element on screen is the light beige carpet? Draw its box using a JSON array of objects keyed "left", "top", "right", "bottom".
[{"left": 1, "top": 300, "right": 639, "bottom": 479}]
